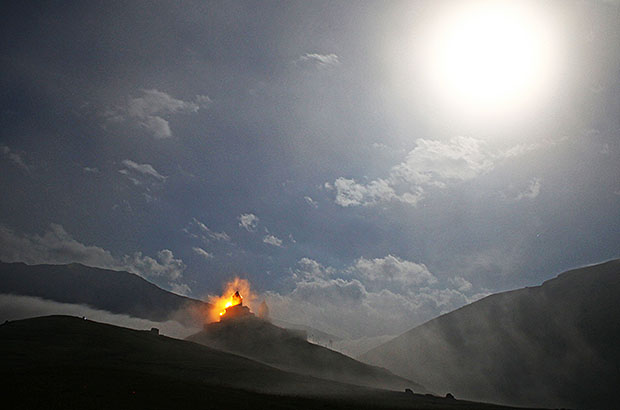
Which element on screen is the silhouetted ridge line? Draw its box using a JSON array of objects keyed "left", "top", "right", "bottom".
[
  {"left": 361, "top": 259, "right": 620, "bottom": 409},
  {"left": 0, "top": 261, "right": 210, "bottom": 325}
]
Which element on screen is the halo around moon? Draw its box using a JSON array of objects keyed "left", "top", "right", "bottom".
[{"left": 411, "top": 1, "right": 563, "bottom": 122}]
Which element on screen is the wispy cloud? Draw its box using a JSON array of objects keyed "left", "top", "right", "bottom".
[
  {"left": 515, "top": 178, "right": 542, "bottom": 201},
  {"left": 295, "top": 53, "right": 340, "bottom": 69},
  {"left": 192, "top": 246, "right": 214, "bottom": 259},
  {"left": 304, "top": 196, "right": 319, "bottom": 208},
  {"left": 1, "top": 145, "right": 30, "bottom": 171},
  {"left": 104, "top": 89, "right": 209, "bottom": 138},
  {"left": 190, "top": 218, "right": 230, "bottom": 242},
  {"left": 120, "top": 159, "right": 166, "bottom": 181}
]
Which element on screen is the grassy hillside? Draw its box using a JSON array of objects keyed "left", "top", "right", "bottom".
[
  {"left": 187, "top": 316, "right": 426, "bottom": 392},
  {"left": 0, "top": 315, "right": 525, "bottom": 410},
  {"left": 361, "top": 259, "right": 620, "bottom": 409}
]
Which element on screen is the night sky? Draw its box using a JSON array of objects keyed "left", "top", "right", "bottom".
[{"left": 1, "top": 0, "right": 619, "bottom": 339}]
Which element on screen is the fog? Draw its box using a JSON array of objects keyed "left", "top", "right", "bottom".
[
  {"left": 187, "top": 316, "right": 426, "bottom": 394},
  {"left": 360, "top": 260, "right": 620, "bottom": 409},
  {"left": 330, "top": 335, "right": 397, "bottom": 358},
  {"left": 0, "top": 294, "right": 200, "bottom": 339}
]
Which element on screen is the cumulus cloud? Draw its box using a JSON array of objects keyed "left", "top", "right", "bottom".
[
  {"left": 291, "top": 257, "right": 336, "bottom": 281},
  {"left": 295, "top": 53, "right": 340, "bottom": 69},
  {"left": 262, "top": 234, "right": 283, "bottom": 247},
  {"left": 0, "top": 224, "right": 189, "bottom": 293},
  {"left": 141, "top": 115, "right": 172, "bottom": 138},
  {"left": 331, "top": 177, "right": 423, "bottom": 207},
  {"left": 105, "top": 89, "right": 207, "bottom": 138},
  {"left": 393, "top": 136, "right": 493, "bottom": 184},
  {"left": 1, "top": 145, "right": 29, "bottom": 171},
  {"left": 351, "top": 255, "right": 437, "bottom": 290},
  {"left": 265, "top": 256, "right": 481, "bottom": 339},
  {"left": 329, "top": 136, "right": 542, "bottom": 207},
  {"left": 450, "top": 276, "right": 473, "bottom": 292},
  {"left": 238, "top": 213, "right": 259, "bottom": 232},
  {"left": 193, "top": 246, "right": 214, "bottom": 260}
]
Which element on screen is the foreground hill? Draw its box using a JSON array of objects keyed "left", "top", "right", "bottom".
[
  {"left": 0, "top": 261, "right": 209, "bottom": 325},
  {"left": 361, "top": 259, "right": 620, "bottom": 409},
  {"left": 187, "top": 315, "right": 426, "bottom": 393},
  {"left": 0, "top": 315, "right": 521, "bottom": 410}
]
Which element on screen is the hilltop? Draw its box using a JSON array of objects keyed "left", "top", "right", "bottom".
[{"left": 361, "top": 259, "right": 620, "bottom": 409}]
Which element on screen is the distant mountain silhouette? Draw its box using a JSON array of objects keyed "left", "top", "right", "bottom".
[
  {"left": 187, "top": 314, "right": 428, "bottom": 393},
  {"left": 0, "top": 261, "right": 210, "bottom": 325},
  {"left": 1, "top": 315, "right": 517, "bottom": 410},
  {"left": 361, "top": 259, "right": 620, "bottom": 409},
  {"left": 0, "top": 261, "right": 355, "bottom": 338}
]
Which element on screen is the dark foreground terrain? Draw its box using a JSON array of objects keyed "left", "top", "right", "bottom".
[
  {"left": 0, "top": 316, "right": 528, "bottom": 410},
  {"left": 187, "top": 315, "right": 425, "bottom": 392}
]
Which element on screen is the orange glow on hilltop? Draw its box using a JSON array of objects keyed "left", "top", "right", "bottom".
[
  {"left": 219, "top": 291, "right": 243, "bottom": 317},
  {"left": 207, "top": 277, "right": 255, "bottom": 323}
]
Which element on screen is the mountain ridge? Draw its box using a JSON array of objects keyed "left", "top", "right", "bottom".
[
  {"left": 187, "top": 315, "right": 427, "bottom": 393},
  {"left": 360, "top": 259, "right": 620, "bottom": 409},
  {"left": 0, "top": 260, "right": 210, "bottom": 325}
]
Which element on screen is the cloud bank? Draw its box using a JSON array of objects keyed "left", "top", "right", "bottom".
[
  {"left": 327, "top": 136, "right": 544, "bottom": 207},
  {"left": 265, "top": 255, "right": 488, "bottom": 339}
]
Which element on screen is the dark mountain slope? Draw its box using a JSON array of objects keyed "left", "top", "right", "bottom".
[
  {"left": 187, "top": 315, "right": 428, "bottom": 393},
  {"left": 361, "top": 259, "right": 620, "bottom": 409},
  {"left": 0, "top": 315, "right": 521, "bottom": 410},
  {"left": 0, "top": 261, "right": 209, "bottom": 325}
]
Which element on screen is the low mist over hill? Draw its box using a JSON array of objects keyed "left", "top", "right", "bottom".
[
  {"left": 188, "top": 314, "right": 426, "bottom": 393},
  {"left": 0, "top": 261, "right": 209, "bottom": 325},
  {"left": 361, "top": 259, "right": 620, "bottom": 409}
]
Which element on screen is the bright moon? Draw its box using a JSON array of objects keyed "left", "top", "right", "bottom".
[{"left": 422, "top": 1, "right": 560, "bottom": 117}]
